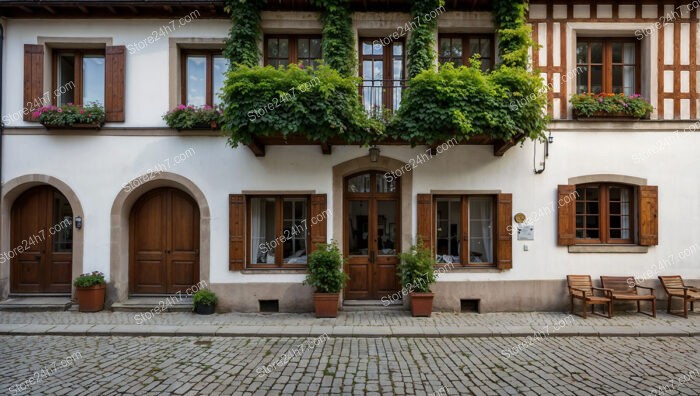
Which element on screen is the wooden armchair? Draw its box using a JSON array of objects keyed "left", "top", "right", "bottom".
[
  {"left": 600, "top": 276, "right": 656, "bottom": 318},
  {"left": 566, "top": 275, "right": 612, "bottom": 318},
  {"left": 658, "top": 276, "right": 699, "bottom": 318}
]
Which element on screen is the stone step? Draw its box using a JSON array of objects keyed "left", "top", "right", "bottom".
[
  {"left": 342, "top": 299, "right": 407, "bottom": 311},
  {"left": 111, "top": 296, "right": 193, "bottom": 313},
  {"left": 0, "top": 296, "right": 72, "bottom": 311}
]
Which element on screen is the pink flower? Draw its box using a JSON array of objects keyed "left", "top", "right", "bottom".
[
  {"left": 32, "top": 111, "right": 40, "bottom": 118},
  {"left": 177, "top": 104, "right": 187, "bottom": 110},
  {"left": 80, "top": 110, "right": 85, "bottom": 114},
  {"left": 598, "top": 98, "right": 603, "bottom": 103},
  {"left": 57, "top": 108, "right": 63, "bottom": 113}
]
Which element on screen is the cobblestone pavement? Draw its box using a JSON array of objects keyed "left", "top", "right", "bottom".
[
  {"left": 1, "top": 335, "right": 698, "bottom": 396},
  {"left": 1, "top": 310, "right": 698, "bottom": 329}
]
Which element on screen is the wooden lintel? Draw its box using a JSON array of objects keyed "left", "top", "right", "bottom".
[
  {"left": 106, "top": 5, "right": 117, "bottom": 14},
  {"left": 321, "top": 143, "right": 332, "bottom": 155},
  {"left": 247, "top": 140, "right": 266, "bottom": 157},
  {"left": 163, "top": 5, "right": 174, "bottom": 13},
  {"left": 77, "top": 5, "right": 89, "bottom": 14},
  {"left": 18, "top": 5, "right": 34, "bottom": 14},
  {"left": 43, "top": 5, "right": 56, "bottom": 14}
]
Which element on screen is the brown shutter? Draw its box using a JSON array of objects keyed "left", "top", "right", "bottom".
[
  {"left": 308, "top": 194, "right": 327, "bottom": 253},
  {"left": 639, "top": 185, "right": 658, "bottom": 246},
  {"left": 23, "top": 44, "right": 44, "bottom": 121},
  {"left": 229, "top": 194, "right": 246, "bottom": 271},
  {"left": 496, "top": 193, "right": 513, "bottom": 270},
  {"left": 557, "top": 185, "right": 577, "bottom": 246},
  {"left": 416, "top": 194, "right": 433, "bottom": 252},
  {"left": 105, "top": 45, "right": 126, "bottom": 122}
]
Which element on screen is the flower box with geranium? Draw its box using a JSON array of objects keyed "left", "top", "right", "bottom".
[
  {"left": 163, "top": 105, "right": 223, "bottom": 130},
  {"left": 34, "top": 103, "right": 106, "bottom": 129},
  {"left": 571, "top": 93, "right": 653, "bottom": 120},
  {"left": 73, "top": 271, "right": 106, "bottom": 312}
]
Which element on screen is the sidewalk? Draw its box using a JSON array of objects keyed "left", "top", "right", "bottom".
[{"left": 1, "top": 310, "right": 698, "bottom": 337}]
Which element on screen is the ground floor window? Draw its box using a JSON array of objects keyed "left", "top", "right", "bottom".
[
  {"left": 435, "top": 195, "right": 494, "bottom": 266},
  {"left": 575, "top": 184, "right": 634, "bottom": 244},
  {"left": 249, "top": 196, "right": 309, "bottom": 267}
]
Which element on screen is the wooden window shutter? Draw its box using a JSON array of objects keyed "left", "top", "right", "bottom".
[
  {"left": 557, "top": 185, "right": 577, "bottom": 246},
  {"left": 229, "top": 194, "right": 246, "bottom": 271},
  {"left": 416, "top": 194, "right": 433, "bottom": 252},
  {"left": 639, "top": 186, "right": 658, "bottom": 246},
  {"left": 23, "top": 44, "right": 44, "bottom": 121},
  {"left": 309, "top": 194, "right": 327, "bottom": 253},
  {"left": 496, "top": 193, "right": 513, "bottom": 270},
  {"left": 105, "top": 45, "right": 126, "bottom": 122}
]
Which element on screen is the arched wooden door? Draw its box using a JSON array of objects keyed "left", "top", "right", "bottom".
[
  {"left": 129, "top": 188, "right": 199, "bottom": 294},
  {"left": 11, "top": 186, "right": 73, "bottom": 294},
  {"left": 344, "top": 171, "right": 401, "bottom": 300}
]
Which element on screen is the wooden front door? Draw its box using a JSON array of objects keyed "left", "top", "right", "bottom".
[
  {"left": 344, "top": 171, "right": 400, "bottom": 300},
  {"left": 130, "top": 188, "right": 199, "bottom": 295},
  {"left": 10, "top": 186, "right": 73, "bottom": 294}
]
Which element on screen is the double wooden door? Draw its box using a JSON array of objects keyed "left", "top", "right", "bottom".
[
  {"left": 11, "top": 186, "right": 73, "bottom": 294},
  {"left": 344, "top": 172, "right": 401, "bottom": 300},
  {"left": 130, "top": 188, "right": 199, "bottom": 294}
]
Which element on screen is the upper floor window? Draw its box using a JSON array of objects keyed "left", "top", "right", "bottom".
[
  {"left": 54, "top": 50, "right": 105, "bottom": 106},
  {"left": 181, "top": 50, "right": 228, "bottom": 107},
  {"left": 265, "top": 35, "right": 322, "bottom": 68},
  {"left": 438, "top": 34, "right": 494, "bottom": 71},
  {"left": 575, "top": 184, "right": 634, "bottom": 244},
  {"left": 359, "top": 38, "right": 405, "bottom": 113},
  {"left": 576, "top": 39, "right": 639, "bottom": 95}
]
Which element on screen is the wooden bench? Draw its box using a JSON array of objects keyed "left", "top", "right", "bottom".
[
  {"left": 658, "top": 275, "right": 699, "bottom": 318},
  {"left": 600, "top": 276, "right": 656, "bottom": 318},
  {"left": 566, "top": 275, "right": 612, "bottom": 318}
]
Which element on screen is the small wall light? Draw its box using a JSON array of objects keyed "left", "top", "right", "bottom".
[
  {"left": 548, "top": 133, "right": 554, "bottom": 144},
  {"left": 369, "top": 146, "right": 380, "bottom": 162},
  {"left": 74, "top": 216, "right": 82, "bottom": 230}
]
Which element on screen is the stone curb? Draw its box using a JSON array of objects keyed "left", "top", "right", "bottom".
[{"left": 0, "top": 324, "right": 696, "bottom": 338}]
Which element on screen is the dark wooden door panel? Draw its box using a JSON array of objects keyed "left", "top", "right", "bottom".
[
  {"left": 11, "top": 186, "right": 72, "bottom": 294},
  {"left": 130, "top": 188, "right": 199, "bottom": 295}
]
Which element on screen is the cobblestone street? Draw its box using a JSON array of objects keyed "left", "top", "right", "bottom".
[{"left": 1, "top": 335, "right": 698, "bottom": 395}]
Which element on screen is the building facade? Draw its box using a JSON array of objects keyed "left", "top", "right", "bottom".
[{"left": 0, "top": 1, "right": 698, "bottom": 313}]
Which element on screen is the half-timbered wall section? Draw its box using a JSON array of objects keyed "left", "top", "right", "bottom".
[{"left": 529, "top": 1, "right": 699, "bottom": 120}]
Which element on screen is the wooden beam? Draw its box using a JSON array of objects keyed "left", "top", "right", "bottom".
[
  {"left": 77, "top": 5, "right": 89, "bottom": 14},
  {"left": 18, "top": 5, "right": 34, "bottom": 14},
  {"left": 106, "top": 5, "right": 117, "bottom": 14},
  {"left": 493, "top": 133, "right": 525, "bottom": 157},
  {"left": 43, "top": 5, "right": 56, "bottom": 14},
  {"left": 247, "top": 139, "right": 266, "bottom": 157},
  {"left": 321, "top": 143, "right": 332, "bottom": 155}
]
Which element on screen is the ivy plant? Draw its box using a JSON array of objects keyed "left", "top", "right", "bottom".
[
  {"left": 223, "top": 0, "right": 265, "bottom": 68},
  {"left": 311, "top": 0, "right": 356, "bottom": 77},
  {"left": 406, "top": 0, "right": 444, "bottom": 78}
]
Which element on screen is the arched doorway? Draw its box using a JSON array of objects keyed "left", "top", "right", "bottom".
[
  {"left": 344, "top": 171, "right": 401, "bottom": 300},
  {"left": 129, "top": 188, "right": 199, "bottom": 294},
  {"left": 10, "top": 186, "right": 73, "bottom": 294}
]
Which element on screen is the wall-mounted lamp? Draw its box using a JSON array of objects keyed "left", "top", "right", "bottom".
[
  {"left": 74, "top": 216, "right": 82, "bottom": 230},
  {"left": 548, "top": 133, "right": 554, "bottom": 144},
  {"left": 369, "top": 146, "right": 380, "bottom": 162}
]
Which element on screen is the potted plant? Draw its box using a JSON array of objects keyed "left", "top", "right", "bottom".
[
  {"left": 192, "top": 289, "right": 218, "bottom": 315},
  {"left": 398, "top": 240, "right": 437, "bottom": 317},
  {"left": 570, "top": 93, "right": 653, "bottom": 120},
  {"left": 304, "top": 241, "right": 349, "bottom": 318},
  {"left": 163, "top": 104, "right": 222, "bottom": 130},
  {"left": 34, "top": 102, "right": 106, "bottom": 129},
  {"left": 73, "top": 271, "right": 106, "bottom": 312}
]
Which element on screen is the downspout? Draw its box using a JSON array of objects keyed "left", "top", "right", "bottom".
[{"left": 0, "top": 23, "right": 4, "bottom": 203}]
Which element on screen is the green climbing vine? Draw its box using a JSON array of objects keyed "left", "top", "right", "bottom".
[
  {"left": 223, "top": 0, "right": 265, "bottom": 67},
  {"left": 311, "top": 0, "right": 356, "bottom": 77},
  {"left": 406, "top": 0, "right": 444, "bottom": 78}
]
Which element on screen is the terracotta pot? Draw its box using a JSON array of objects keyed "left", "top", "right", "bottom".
[
  {"left": 76, "top": 283, "right": 106, "bottom": 312},
  {"left": 409, "top": 292, "right": 434, "bottom": 317},
  {"left": 313, "top": 293, "right": 340, "bottom": 318},
  {"left": 194, "top": 303, "right": 216, "bottom": 315}
]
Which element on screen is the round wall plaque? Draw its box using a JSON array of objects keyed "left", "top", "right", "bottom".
[{"left": 514, "top": 212, "right": 526, "bottom": 224}]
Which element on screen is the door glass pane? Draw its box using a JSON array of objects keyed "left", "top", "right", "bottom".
[
  {"left": 347, "top": 174, "right": 371, "bottom": 193},
  {"left": 348, "top": 201, "right": 369, "bottom": 255},
  {"left": 186, "top": 55, "right": 206, "bottom": 106},
  {"left": 57, "top": 54, "right": 76, "bottom": 106},
  {"left": 52, "top": 192, "right": 73, "bottom": 253},
  {"left": 377, "top": 201, "right": 397, "bottom": 256},
  {"left": 376, "top": 174, "right": 397, "bottom": 193},
  {"left": 283, "top": 198, "right": 308, "bottom": 264},
  {"left": 436, "top": 198, "right": 461, "bottom": 264},
  {"left": 82, "top": 55, "right": 105, "bottom": 106},
  {"left": 250, "top": 197, "right": 277, "bottom": 264},
  {"left": 212, "top": 56, "right": 229, "bottom": 107},
  {"left": 469, "top": 198, "right": 493, "bottom": 263}
]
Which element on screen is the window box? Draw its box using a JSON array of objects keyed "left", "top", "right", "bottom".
[
  {"left": 163, "top": 105, "right": 222, "bottom": 131},
  {"left": 34, "top": 103, "right": 106, "bottom": 130},
  {"left": 571, "top": 93, "right": 653, "bottom": 120}
]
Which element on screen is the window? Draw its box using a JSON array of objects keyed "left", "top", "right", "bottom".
[
  {"left": 248, "top": 196, "right": 309, "bottom": 267},
  {"left": 435, "top": 196, "right": 494, "bottom": 266},
  {"left": 439, "top": 34, "right": 494, "bottom": 71},
  {"left": 576, "top": 39, "right": 639, "bottom": 95},
  {"left": 53, "top": 50, "right": 105, "bottom": 106},
  {"left": 575, "top": 184, "right": 634, "bottom": 244},
  {"left": 265, "top": 36, "right": 322, "bottom": 68},
  {"left": 359, "top": 38, "right": 405, "bottom": 113},
  {"left": 181, "top": 50, "right": 228, "bottom": 107}
]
